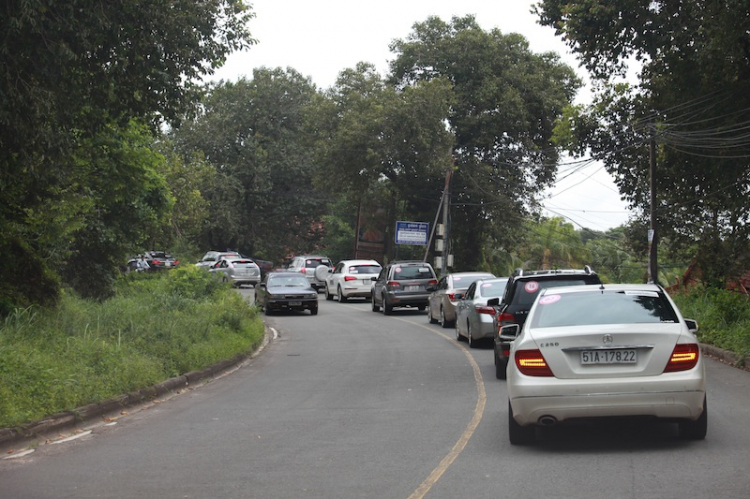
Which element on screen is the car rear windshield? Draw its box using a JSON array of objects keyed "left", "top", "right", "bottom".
[
  {"left": 394, "top": 266, "right": 434, "bottom": 279},
  {"left": 511, "top": 278, "right": 599, "bottom": 308},
  {"left": 268, "top": 276, "right": 309, "bottom": 287},
  {"left": 480, "top": 279, "right": 509, "bottom": 297},
  {"left": 530, "top": 290, "right": 679, "bottom": 328},
  {"left": 306, "top": 259, "right": 331, "bottom": 268},
  {"left": 233, "top": 260, "right": 256, "bottom": 267},
  {"left": 349, "top": 265, "right": 380, "bottom": 274}
]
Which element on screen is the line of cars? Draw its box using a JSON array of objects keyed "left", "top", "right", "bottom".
[{"left": 242, "top": 253, "right": 708, "bottom": 445}]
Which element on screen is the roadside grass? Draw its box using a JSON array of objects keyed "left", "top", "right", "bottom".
[
  {"left": 671, "top": 287, "right": 750, "bottom": 358},
  {"left": 0, "top": 266, "right": 264, "bottom": 429}
]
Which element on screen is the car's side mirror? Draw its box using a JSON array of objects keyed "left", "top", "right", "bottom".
[
  {"left": 499, "top": 324, "right": 520, "bottom": 341},
  {"left": 684, "top": 319, "right": 698, "bottom": 333},
  {"left": 487, "top": 297, "right": 500, "bottom": 307}
]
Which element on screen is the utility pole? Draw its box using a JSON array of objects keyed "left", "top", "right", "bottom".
[
  {"left": 648, "top": 124, "right": 658, "bottom": 284},
  {"left": 441, "top": 167, "right": 453, "bottom": 276}
]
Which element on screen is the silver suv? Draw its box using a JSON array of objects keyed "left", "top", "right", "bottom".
[
  {"left": 287, "top": 255, "right": 333, "bottom": 291},
  {"left": 370, "top": 260, "right": 438, "bottom": 315}
]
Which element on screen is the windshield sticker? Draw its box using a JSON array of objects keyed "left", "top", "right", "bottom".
[
  {"left": 394, "top": 267, "right": 402, "bottom": 273},
  {"left": 539, "top": 295, "right": 561, "bottom": 305},
  {"left": 524, "top": 281, "right": 540, "bottom": 293},
  {"left": 624, "top": 290, "right": 659, "bottom": 297}
]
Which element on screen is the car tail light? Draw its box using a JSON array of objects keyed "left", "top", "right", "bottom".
[
  {"left": 474, "top": 305, "right": 495, "bottom": 315},
  {"left": 344, "top": 276, "right": 357, "bottom": 281},
  {"left": 299, "top": 268, "right": 306, "bottom": 274},
  {"left": 173, "top": 260, "right": 179, "bottom": 265},
  {"left": 152, "top": 259, "right": 162, "bottom": 265},
  {"left": 428, "top": 279, "right": 438, "bottom": 286},
  {"left": 447, "top": 293, "right": 456, "bottom": 301},
  {"left": 515, "top": 349, "right": 554, "bottom": 377},
  {"left": 497, "top": 312, "right": 515, "bottom": 325},
  {"left": 664, "top": 344, "right": 700, "bottom": 373},
  {"left": 386, "top": 281, "right": 401, "bottom": 289}
]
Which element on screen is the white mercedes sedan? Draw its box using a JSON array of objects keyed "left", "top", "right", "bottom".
[{"left": 505, "top": 283, "right": 707, "bottom": 445}]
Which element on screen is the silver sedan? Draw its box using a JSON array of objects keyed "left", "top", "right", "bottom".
[
  {"left": 428, "top": 272, "right": 495, "bottom": 328},
  {"left": 210, "top": 257, "right": 261, "bottom": 287},
  {"left": 454, "top": 277, "right": 508, "bottom": 348}
]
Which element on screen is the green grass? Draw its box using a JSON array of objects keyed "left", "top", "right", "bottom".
[
  {"left": 0, "top": 266, "right": 264, "bottom": 428},
  {"left": 671, "top": 287, "right": 750, "bottom": 358}
]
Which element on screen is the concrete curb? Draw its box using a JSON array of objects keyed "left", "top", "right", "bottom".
[
  {"left": 700, "top": 343, "right": 749, "bottom": 371},
  {"left": 0, "top": 325, "right": 272, "bottom": 449}
]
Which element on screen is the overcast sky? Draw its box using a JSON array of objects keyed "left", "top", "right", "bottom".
[{"left": 209, "top": 0, "right": 633, "bottom": 231}]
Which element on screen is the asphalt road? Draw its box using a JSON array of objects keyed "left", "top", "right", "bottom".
[{"left": 1, "top": 291, "right": 749, "bottom": 498}]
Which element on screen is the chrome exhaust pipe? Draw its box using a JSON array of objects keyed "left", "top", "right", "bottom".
[{"left": 538, "top": 416, "right": 558, "bottom": 426}]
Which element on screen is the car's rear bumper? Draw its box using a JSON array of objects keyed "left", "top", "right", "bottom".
[
  {"left": 266, "top": 299, "right": 318, "bottom": 311},
  {"left": 509, "top": 371, "right": 706, "bottom": 426},
  {"left": 387, "top": 293, "right": 429, "bottom": 307}
]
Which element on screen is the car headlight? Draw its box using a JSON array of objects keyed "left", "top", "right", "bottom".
[{"left": 307, "top": 293, "right": 317, "bottom": 299}]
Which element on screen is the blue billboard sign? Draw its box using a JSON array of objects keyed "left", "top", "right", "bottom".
[{"left": 395, "top": 221, "right": 429, "bottom": 246}]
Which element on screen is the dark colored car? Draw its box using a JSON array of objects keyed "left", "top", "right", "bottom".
[
  {"left": 492, "top": 267, "right": 602, "bottom": 379},
  {"left": 370, "top": 260, "right": 438, "bottom": 315},
  {"left": 254, "top": 272, "right": 319, "bottom": 315},
  {"left": 143, "top": 250, "right": 179, "bottom": 271}
]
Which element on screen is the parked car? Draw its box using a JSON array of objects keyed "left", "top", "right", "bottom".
[
  {"left": 428, "top": 271, "right": 495, "bottom": 328},
  {"left": 454, "top": 277, "right": 509, "bottom": 348},
  {"left": 322, "top": 259, "right": 382, "bottom": 302},
  {"left": 209, "top": 257, "right": 261, "bottom": 287},
  {"left": 505, "top": 283, "right": 707, "bottom": 445},
  {"left": 254, "top": 272, "right": 318, "bottom": 315},
  {"left": 287, "top": 255, "right": 333, "bottom": 291},
  {"left": 126, "top": 251, "right": 179, "bottom": 272},
  {"left": 493, "top": 267, "right": 602, "bottom": 379},
  {"left": 371, "top": 261, "right": 438, "bottom": 315},
  {"left": 196, "top": 251, "right": 241, "bottom": 269}
]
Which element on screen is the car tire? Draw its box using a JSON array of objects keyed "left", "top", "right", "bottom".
[
  {"left": 678, "top": 396, "right": 707, "bottom": 440},
  {"left": 417, "top": 305, "right": 426, "bottom": 311},
  {"left": 495, "top": 350, "right": 507, "bottom": 380},
  {"left": 337, "top": 286, "right": 347, "bottom": 303},
  {"left": 371, "top": 295, "right": 380, "bottom": 312},
  {"left": 264, "top": 307, "right": 273, "bottom": 316},
  {"left": 310, "top": 306, "right": 318, "bottom": 316},
  {"left": 467, "top": 323, "right": 477, "bottom": 348},
  {"left": 508, "top": 401, "right": 535, "bottom": 445},
  {"left": 455, "top": 321, "right": 464, "bottom": 342},
  {"left": 325, "top": 286, "right": 333, "bottom": 301},
  {"left": 440, "top": 307, "right": 451, "bottom": 329},
  {"left": 383, "top": 295, "right": 393, "bottom": 315},
  {"left": 428, "top": 306, "right": 438, "bottom": 324}
]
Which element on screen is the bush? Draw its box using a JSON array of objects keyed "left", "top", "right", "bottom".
[
  {"left": 671, "top": 287, "right": 750, "bottom": 357},
  {"left": 0, "top": 267, "right": 264, "bottom": 428}
]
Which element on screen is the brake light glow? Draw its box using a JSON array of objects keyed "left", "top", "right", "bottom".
[
  {"left": 428, "top": 279, "right": 438, "bottom": 286},
  {"left": 515, "top": 349, "right": 554, "bottom": 376},
  {"left": 448, "top": 293, "right": 456, "bottom": 301},
  {"left": 344, "top": 276, "right": 357, "bottom": 281},
  {"left": 664, "top": 344, "right": 700, "bottom": 372},
  {"left": 386, "top": 281, "right": 401, "bottom": 289}
]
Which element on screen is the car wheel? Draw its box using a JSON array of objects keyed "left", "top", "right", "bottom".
[
  {"left": 455, "top": 320, "right": 464, "bottom": 342},
  {"left": 508, "top": 401, "right": 535, "bottom": 445},
  {"left": 678, "top": 396, "right": 707, "bottom": 440},
  {"left": 383, "top": 295, "right": 393, "bottom": 315},
  {"left": 325, "top": 285, "right": 333, "bottom": 301},
  {"left": 467, "top": 322, "right": 477, "bottom": 348},
  {"left": 310, "top": 306, "right": 318, "bottom": 316},
  {"left": 417, "top": 305, "right": 426, "bottom": 311},
  {"left": 337, "top": 286, "right": 347, "bottom": 303},
  {"left": 371, "top": 295, "right": 380, "bottom": 312},
  {"left": 440, "top": 307, "right": 451, "bottom": 329},
  {"left": 428, "top": 306, "right": 438, "bottom": 324},
  {"left": 495, "top": 350, "right": 507, "bottom": 380},
  {"left": 264, "top": 307, "right": 273, "bottom": 316}
]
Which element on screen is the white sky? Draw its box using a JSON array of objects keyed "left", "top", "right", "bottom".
[{"left": 210, "top": 0, "right": 633, "bottom": 231}]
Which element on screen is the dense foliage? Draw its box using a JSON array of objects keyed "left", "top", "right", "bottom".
[
  {"left": 0, "top": 267, "right": 264, "bottom": 428},
  {"left": 536, "top": 0, "right": 750, "bottom": 287}
]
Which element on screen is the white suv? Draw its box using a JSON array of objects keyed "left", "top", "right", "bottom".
[
  {"left": 287, "top": 255, "right": 332, "bottom": 291},
  {"left": 323, "top": 259, "right": 382, "bottom": 302}
]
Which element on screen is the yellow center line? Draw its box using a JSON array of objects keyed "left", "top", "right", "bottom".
[{"left": 391, "top": 316, "right": 487, "bottom": 499}]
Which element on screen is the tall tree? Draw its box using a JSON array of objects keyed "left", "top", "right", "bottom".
[
  {"left": 172, "top": 68, "right": 324, "bottom": 263},
  {"left": 389, "top": 16, "right": 581, "bottom": 270},
  {"left": 537, "top": 0, "right": 750, "bottom": 286},
  {"left": 0, "top": 0, "right": 254, "bottom": 309},
  {"left": 312, "top": 63, "right": 455, "bottom": 262}
]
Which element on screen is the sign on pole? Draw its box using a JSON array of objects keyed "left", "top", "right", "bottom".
[{"left": 395, "top": 221, "right": 429, "bottom": 246}]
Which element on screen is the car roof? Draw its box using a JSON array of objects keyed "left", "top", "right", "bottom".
[
  {"left": 338, "top": 259, "right": 381, "bottom": 266},
  {"left": 539, "top": 283, "right": 660, "bottom": 296},
  {"left": 389, "top": 260, "right": 430, "bottom": 266}
]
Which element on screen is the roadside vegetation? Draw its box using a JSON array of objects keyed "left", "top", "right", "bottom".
[
  {"left": 0, "top": 267, "right": 264, "bottom": 429},
  {"left": 672, "top": 288, "right": 750, "bottom": 361}
]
